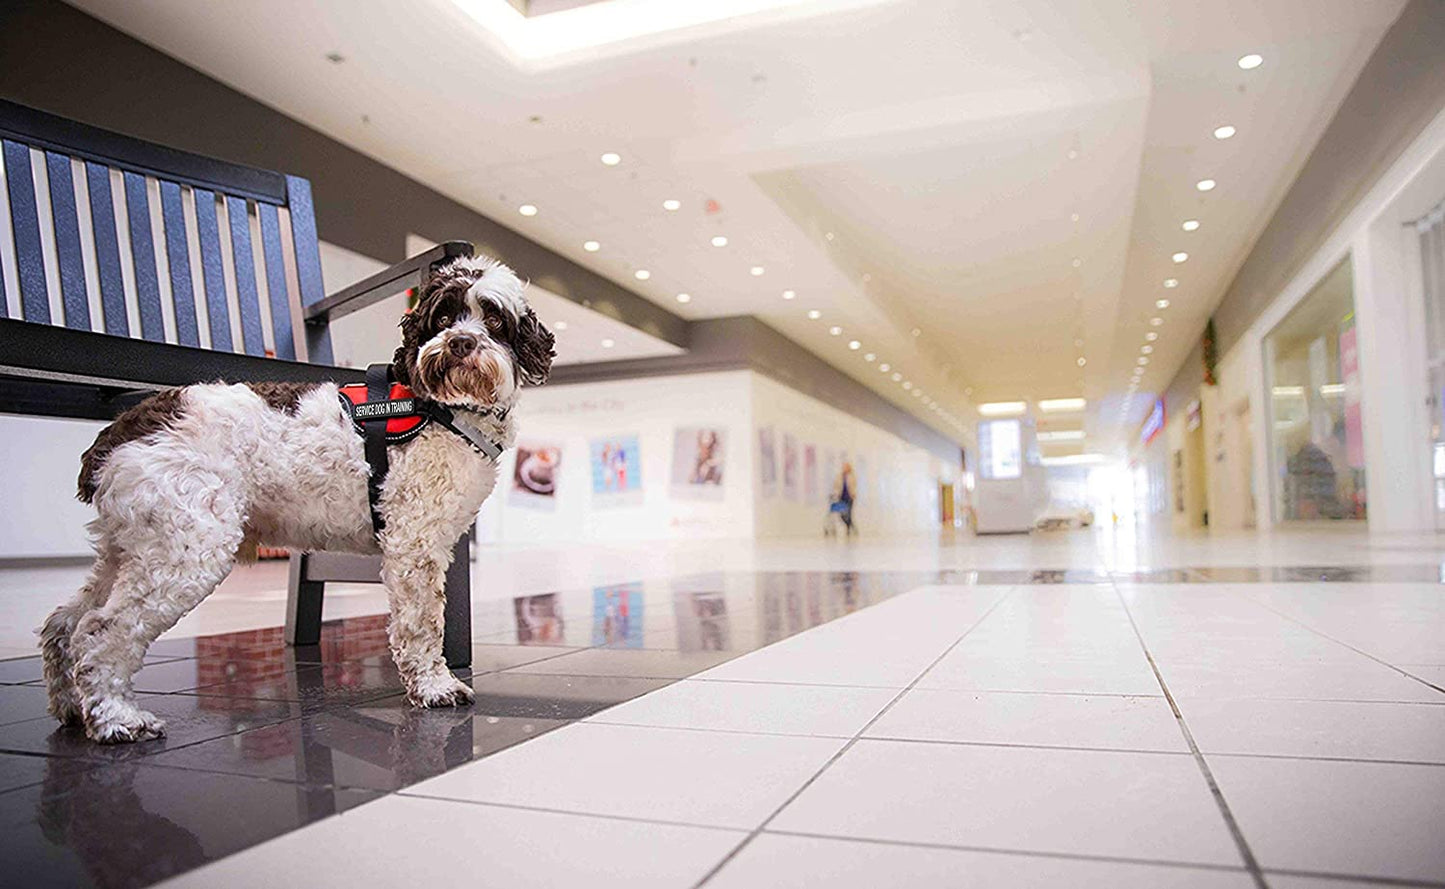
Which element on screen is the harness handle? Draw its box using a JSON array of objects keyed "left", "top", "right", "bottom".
[{"left": 362, "top": 363, "right": 391, "bottom": 535}]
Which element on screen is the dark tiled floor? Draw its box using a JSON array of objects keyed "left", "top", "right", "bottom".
[{"left": 0, "top": 570, "right": 923, "bottom": 889}]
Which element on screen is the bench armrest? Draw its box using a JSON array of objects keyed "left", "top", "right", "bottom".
[{"left": 304, "top": 241, "right": 473, "bottom": 326}]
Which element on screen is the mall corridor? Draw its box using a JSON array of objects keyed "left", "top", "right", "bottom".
[{"left": 2, "top": 0, "right": 1445, "bottom": 886}]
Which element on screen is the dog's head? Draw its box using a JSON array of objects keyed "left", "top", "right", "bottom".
[{"left": 392, "top": 256, "right": 555, "bottom": 409}]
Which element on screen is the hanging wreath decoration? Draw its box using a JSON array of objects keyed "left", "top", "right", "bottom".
[{"left": 1202, "top": 317, "right": 1218, "bottom": 386}]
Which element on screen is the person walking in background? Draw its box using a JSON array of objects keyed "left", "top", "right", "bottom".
[{"left": 827, "top": 461, "right": 857, "bottom": 537}]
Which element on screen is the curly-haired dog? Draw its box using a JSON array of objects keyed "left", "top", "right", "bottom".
[{"left": 39, "top": 256, "right": 554, "bottom": 743}]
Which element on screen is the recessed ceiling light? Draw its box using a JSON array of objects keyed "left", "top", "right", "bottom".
[
  {"left": 1150, "top": 317, "right": 1164, "bottom": 326},
  {"left": 1213, "top": 125, "right": 1236, "bottom": 140},
  {"left": 979, "top": 401, "right": 1027, "bottom": 417},
  {"left": 518, "top": 204, "right": 538, "bottom": 216},
  {"left": 711, "top": 235, "right": 728, "bottom": 247},
  {"left": 1071, "top": 213, "right": 1080, "bottom": 223},
  {"left": 554, "top": 321, "right": 568, "bottom": 331},
  {"left": 1238, "top": 53, "right": 1263, "bottom": 70},
  {"left": 1196, "top": 179, "right": 1217, "bottom": 192},
  {"left": 600, "top": 152, "right": 621, "bottom": 166},
  {"left": 880, "top": 363, "right": 891, "bottom": 372},
  {"left": 911, "top": 328, "right": 921, "bottom": 337},
  {"left": 1138, "top": 356, "right": 1149, "bottom": 365},
  {"left": 1156, "top": 299, "right": 1171, "bottom": 309},
  {"left": 1072, "top": 257, "right": 1082, "bottom": 268},
  {"left": 1076, "top": 356, "right": 1087, "bottom": 367},
  {"left": 829, "top": 326, "right": 842, "bottom": 336},
  {"left": 848, "top": 340, "right": 861, "bottom": 350},
  {"left": 1164, "top": 278, "right": 1179, "bottom": 288},
  {"left": 750, "top": 266, "right": 765, "bottom": 276},
  {"left": 892, "top": 372, "right": 903, "bottom": 382},
  {"left": 825, "top": 232, "right": 835, "bottom": 241},
  {"left": 1039, "top": 398, "right": 1086, "bottom": 412},
  {"left": 1182, "top": 220, "right": 1200, "bottom": 232},
  {"left": 583, "top": 240, "right": 600, "bottom": 252},
  {"left": 601, "top": 338, "right": 615, "bottom": 348},
  {"left": 675, "top": 292, "right": 691, "bottom": 304},
  {"left": 913, "top": 389, "right": 923, "bottom": 398},
  {"left": 1172, "top": 252, "right": 1189, "bottom": 263},
  {"left": 807, "top": 309, "right": 822, "bottom": 319},
  {"left": 864, "top": 353, "right": 876, "bottom": 362},
  {"left": 862, "top": 273, "right": 872, "bottom": 283},
  {"left": 1142, "top": 345, "right": 1154, "bottom": 354},
  {"left": 1038, "top": 430, "right": 1086, "bottom": 442},
  {"left": 1146, "top": 331, "right": 1158, "bottom": 341},
  {"left": 782, "top": 289, "right": 796, "bottom": 300},
  {"left": 1073, "top": 338, "right": 1084, "bottom": 348},
  {"left": 634, "top": 269, "right": 651, "bottom": 280},
  {"left": 662, "top": 199, "right": 681, "bottom": 211},
  {"left": 903, "top": 381, "right": 913, "bottom": 390}
]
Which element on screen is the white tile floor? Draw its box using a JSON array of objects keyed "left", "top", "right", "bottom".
[{"left": 8, "top": 526, "right": 1444, "bottom": 888}]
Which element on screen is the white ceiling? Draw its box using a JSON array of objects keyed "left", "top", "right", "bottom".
[{"left": 69, "top": 0, "right": 1406, "bottom": 451}]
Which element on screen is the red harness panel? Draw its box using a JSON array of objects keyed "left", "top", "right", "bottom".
[{"left": 338, "top": 382, "right": 426, "bottom": 435}]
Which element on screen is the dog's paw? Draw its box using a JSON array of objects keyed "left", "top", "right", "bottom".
[
  {"left": 409, "top": 673, "right": 475, "bottom": 709},
  {"left": 85, "top": 701, "right": 166, "bottom": 744}
]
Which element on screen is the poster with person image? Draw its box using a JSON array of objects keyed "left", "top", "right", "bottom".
[
  {"left": 782, "top": 434, "right": 800, "bottom": 501},
  {"left": 758, "top": 427, "right": 777, "bottom": 498},
  {"left": 589, "top": 435, "right": 643, "bottom": 505},
  {"left": 671, "top": 426, "right": 727, "bottom": 500},
  {"left": 592, "top": 583, "right": 644, "bottom": 648},
  {"left": 510, "top": 442, "right": 562, "bottom": 510},
  {"left": 514, "top": 593, "right": 564, "bottom": 644},
  {"left": 804, "top": 444, "right": 819, "bottom": 502}
]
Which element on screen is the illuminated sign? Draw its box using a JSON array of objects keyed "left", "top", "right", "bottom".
[{"left": 1141, "top": 399, "right": 1166, "bottom": 446}]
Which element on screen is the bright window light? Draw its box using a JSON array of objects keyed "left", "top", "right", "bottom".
[
  {"left": 1042, "top": 453, "right": 1105, "bottom": 467},
  {"left": 1037, "top": 430, "right": 1085, "bottom": 442},
  {"left": 452, "top": 0, "right": 896, "bottom": 65},
  {"left": 1039, "top": 398, "right": 1086, "bottom": 413},
  {"left": 978, "top": 401, "right": 1027, "bottom": 417}
]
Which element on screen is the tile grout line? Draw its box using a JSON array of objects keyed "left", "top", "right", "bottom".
[
  {"left": 689, "top": 585, "right": 1017, "bottom": 889},
  {"left": 1108, "top": 580, "right": 1270, "bottom": 889},
  {"left": 1232, "top": 592, "right": 1445, "bottom": 697}
]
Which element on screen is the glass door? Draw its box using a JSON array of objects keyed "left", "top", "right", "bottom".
[{"left": 1416, "top": 198, "right": 1445, "bottom": 528}]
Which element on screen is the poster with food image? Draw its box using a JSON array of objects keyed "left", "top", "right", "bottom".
[
  {"left": 510, "top": 442, "right": 562, "bottom": 509},
  {"left": 783, "top": 433, "right": 800, "bottom": 501},
  {"left": 514, "top": 593, "right": 564, "bottom": 644},
  {"left": 671, "top": 427, "right": 727, "bottom": 500},
  {"left": 589, "top": 435, "right": 643, "bottom": 505},
  {"left": 758, "top": 427, "right": 777, "bottom": 497}
]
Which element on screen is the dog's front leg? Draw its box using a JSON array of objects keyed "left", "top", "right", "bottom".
[{"left": 378, "top": 442, "right": 478, "bottom": 708}]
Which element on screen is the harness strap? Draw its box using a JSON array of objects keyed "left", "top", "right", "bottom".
[{"left": 363, "top": 363, "right": 392, "bottom": 534}]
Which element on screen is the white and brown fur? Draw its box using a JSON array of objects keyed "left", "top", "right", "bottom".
[{"left": 40, "top": 256, "right": 554, "bottom": 743}]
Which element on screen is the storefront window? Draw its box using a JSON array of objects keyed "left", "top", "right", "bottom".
[{"left": 1265, "top": 258, "right": 1366, "bottom": 521}]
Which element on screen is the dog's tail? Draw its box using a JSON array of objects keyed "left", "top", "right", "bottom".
[{"left": 77, "top": 389, "right": 187, "bottom": 503}]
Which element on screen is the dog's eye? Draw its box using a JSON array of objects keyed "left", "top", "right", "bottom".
[
  {"left": 485, "top": 315, "right": 503, "bottom": 331},
  {"left": 436, "top": 315, "right": 452, "bottom": 328}
]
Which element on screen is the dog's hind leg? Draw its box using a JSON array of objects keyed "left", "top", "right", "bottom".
[
  {"left": 40, "top": 537, "right": 120, "bottom": 725},
  {"left": 70, "top": 480, "right": 244, "bottom": 743}
]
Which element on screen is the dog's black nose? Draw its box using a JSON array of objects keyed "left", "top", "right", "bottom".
[{"left": 448, "top": 335, "right": 477, "bottom": 358}]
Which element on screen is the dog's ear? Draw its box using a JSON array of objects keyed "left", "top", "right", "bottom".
[
  {"left": 392, "top": 306, "right": 420, "bottom": 386},
  {"left": 512, "top": 306, "right": 555, "bottom": 386}
]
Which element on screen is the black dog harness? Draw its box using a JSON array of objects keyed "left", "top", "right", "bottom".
[{"left": 339, "top": 363, "right": 506, "bottom": 536}]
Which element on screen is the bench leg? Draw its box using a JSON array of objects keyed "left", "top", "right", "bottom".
[
  {"left": 443, "top": 532, "right": 472, "bottom": 669},
  {"left": 286, "top": 552, "right": 324, "bottom": 646}
]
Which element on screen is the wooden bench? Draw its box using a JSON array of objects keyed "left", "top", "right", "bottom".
[{"left": 0, "top": 98, "right": 474, "bottom": 667}]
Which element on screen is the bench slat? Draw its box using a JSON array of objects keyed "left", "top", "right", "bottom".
[
  {"left": 43, "top": 152, "right": 89, "bottom": 330},
  {"left": 257, "top": 202, "right": 295, "bottom": 360},
  {"left": 285, "top": 175, "right": 331, "bottom": 364},
  {"left": 3, "top": 141, "right": 50, "bottom": 323},
  {"left": 226, "top": 195, "right": 265, "bottom": 356},
  {"left": 158, "top": 180, "right": 199, "bottom": 347},
  {"left": 123, "top": 171, "right": 165, "bottom": 342},
  {"left": 83, "top": 161, "right": 127, "bottom": 336},
  {"left": 192, "top": 188, "right": 232, "bottom": 352}
]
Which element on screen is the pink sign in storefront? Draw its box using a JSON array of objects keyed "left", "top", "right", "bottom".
[{"left": 1340, "top": 323, "right": 1364, "bottom": 468}]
